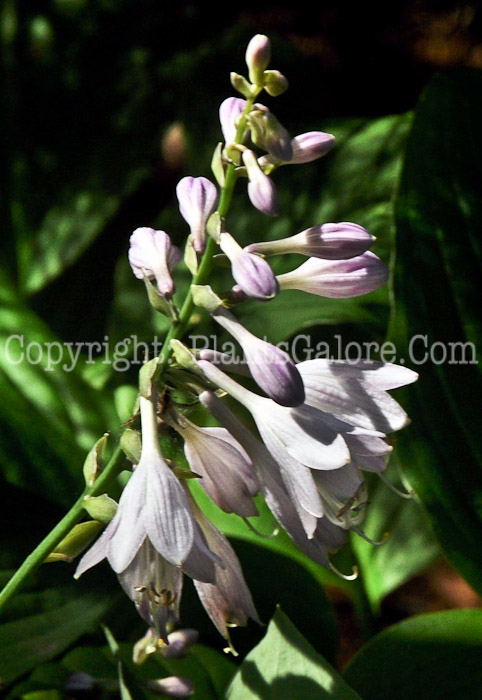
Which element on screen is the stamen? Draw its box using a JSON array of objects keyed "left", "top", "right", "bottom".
[
  {"left": 241, "top": 517, "right": 279, "bottom": 539},
  {"left": 351, "top": 525, "right": 389, "bottom": 546},
  {"left": 378, "top": 472, "right": 414, "bottom": 499},
  {"left": 328, "top": 561, "right": 359, "bottom": 581}
]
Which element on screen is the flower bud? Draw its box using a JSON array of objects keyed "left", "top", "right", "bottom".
[
  {"left": 263, "top": 69, "right": 289, "bottom": 96},
  {"left": 289, "top": 131, "right": 335, "bottom": 164},
  {"left": 247, "top": 108, "right": 293, "bottom": 161},
  {"left": 45, "top": 521, "right": 104, "bottom": 563},
  {"left": 128, "top": 228, "right": 181, "bottom": 296},
  {"left": 277, "top": 251, "right": 389, "bottom": 298},
  {"left": 219, "top": 97, "right": 246, "bottom": 144},
  {"left": 83, "top": 434, "right": 108, "bottom": 486},
  {"left": 242, "top": 149, "right": 279, "bottom": 216},
  {"left": 245, "top": 34, "right": 271, "bottom": 85},
  {"left": 246, "top": 222, "right": 375, "bottom": 260},
  {"left": 219, "top": 231, "right": 279, "bottom": 300},
  {"left": 176, "top": 177, "right": 218, "bottom": 253},
  {"left": 83, "top": 494, "right": 118, "bottom": 524},
  {"left": 211, "top": 306, "right": 305, "bottom": 407},
  {"left": 120, "top": 428, "right": 142, "bottom": 464},
  {"left": 161, "top": 628, "right": 199, "bottom": 658},
  {"left": 146, "top": 676, "right": 194, "bottom": 698},
  {"left": 230, "top": 71, "right": 253, "bottom": 98}
]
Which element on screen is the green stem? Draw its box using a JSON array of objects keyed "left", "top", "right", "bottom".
[
  {"left": 0, "top": 446, "right": 125, "bottom": 610},
  {"left": 0, "top": 95, "right": 258, "bottom": 613}
]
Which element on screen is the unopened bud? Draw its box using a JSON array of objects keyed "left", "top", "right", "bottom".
[
  {"left": 83, "top": 434, "right": 108, "bottom": 486},
  {"left": 146, "top": 676, "right": 194, "bottom": 698},
  {"left": 230, "top": 71, "right": 253, "bottom": 98},
  {"left": 219, "top": 231, "right": 279, "bottom": 300},
  {"left": 219, "top": 97, "right": 246, "bottom": 145},
  {"left": 242, "top": 149, "right": 279, "bottom": 216},
  {"left": 247, "top": 109, "right": 292, "bottom": 161},
  {"left": 129, "top": 228, "right": 181, "bottom": 296},
  {"left": 246, "top": 34, "right": 271, "bottom": 85},
  {"left": 161, "top": 628, "right": 199, "bottom": 658},
  {"left": 45, "top": 521, "right": 103, "bottom": 563},
  {"left": 83, "top": 494, "right": 118, "bottom": 524},
  {"left": 120, "top": 428, "right": 142, "bottom": 464},
  {"left": 176, "top": 177, "right": 218, "bottom": 253},
  {"left": 289, "top": 131, "right": 335, "bottom": 164},
  {"left": 263, "top": 69, "right": 289, "bottom": 96}
]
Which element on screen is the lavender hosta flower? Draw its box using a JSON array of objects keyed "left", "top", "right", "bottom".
[
  {"left": 259, "top": 130, "right": 335, "bottom": 167},
  {"left": 297, "top": 359, "right": 418, "bottom": 434},
  {"left": 197, "top": 360, "right": 350, "bottom": 475},
  {"left": 176, "top": 177, "right": 218, "bottom": 252},
  {"left": 245, "top": 222, "right": 375, "bottom": 261},
  {"left": 189, "top": 496, "right": 260, "bottom": 642},
  {"left": 211, "top": 305, "right": 305, "bottom": 407},
  {"left": 245, "top": 34, "right": 271, "bottom": 85},
  {"left": 219, "top": 231, "right": 279, "bottom": 300},
  {"left": 128, "top": 228, "right": 181, "bottom": 296},
  {"left": 277, "top": 251, "right": 389, "bottom": 298},
  {"left": 242, "top": 149, "right": 279, "bottom": 216},
  {"left": 199, "top": 389, "right": 344, "bottom": 554},
  {"left": 170, "top": 412, "right": 259, "bottom": 517},
  {"left": 75, "top": 391, "right": 219, "bottom": 640},
  {"left": 219, "top": 97, "right": 246, "bottom": 144}
]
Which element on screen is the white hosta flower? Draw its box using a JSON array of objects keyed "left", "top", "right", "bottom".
[
  {"left": 197, "top": 360, "right": 350, "bottom": 473},
  {"left": 189, "top": 497, "right": 260, "bottom": 641},
  {"left": 199, "top": 389, "right": 344, "bottom": 553},
  {"left": 128, "top": 228, "right": 181, "bottom": 296},
  {"left": 297, "top": 359, "right": 418, "bottom": 433},
  {"left": 277, "top": 251, "right": 389, "bottom": 298}
]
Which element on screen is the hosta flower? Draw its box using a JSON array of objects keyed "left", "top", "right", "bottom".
[
  {"left": 259, "top": 131, "right": 335, "bottom": 166},
  {"left": 277, "top": 251, "right": 389, "bottom": 298},
  {"left": 242, "top": 149, "right": 279, "bottom": 216},
  {"left": 219, "top": 231, "right": 279, "bottom": 300},
  {"left": 176, "top": 177, "right": 218, "bottom": 252},
  {"left": 128, "top": 228, "right": 181, "bottom": 296},
  {"left": 297, "top": 359, "right": 418, "bottom": 433},
  {"left": 169, "top": 411, "right": 259, "bottom": 517},
  {"left": 189, "top": 496, "right": 260, "bottom": 642},
  {"left": 75, "top": 391, "right": 217, "bottom": 640},
  {"left": 245, "top": 222, "right": 375, "bottom": 260},
  {"left": 219, "top": 97, "right": 246, "bottom": 144},
  {"left": 245, "top": 34, "right": 271, "bottom": 85},
  {"left": 211, "top": 305, "right": 305, "bottom": 407}
]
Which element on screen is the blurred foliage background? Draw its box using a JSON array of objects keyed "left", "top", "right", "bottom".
[{"left": 1, "top": 1, "right": 482, "bottom": 698}]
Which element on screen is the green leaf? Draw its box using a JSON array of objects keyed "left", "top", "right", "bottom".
[
  {"left": 0, "top": 583, "right": 120, "bottom": 686},
  {"left": 350, "top": 463, "right": 440, "bottom": 612},
  {"left": 389, "top": 70, "right": 482, "bottom": 595},
  {"left": 344, "top": 609, "right": 482, "bottom": 700},
  {"left": 0, "top": 269, "right": 117, "bottom": 504},
  {"left": 225, "top": 608, "right": 361, "bottom": 700}
]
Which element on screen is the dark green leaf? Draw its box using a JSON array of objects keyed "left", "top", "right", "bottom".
[
  {"left": 226, "top": 608, "right": 361, "bottom": 700},
  {"left": 389, "top": 70, "right": 482, "bottom": 595},
  {"left": 344, "top": 609, "right": 482, "bottom": 700}
]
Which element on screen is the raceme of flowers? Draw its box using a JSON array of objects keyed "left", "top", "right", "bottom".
[{"left": 75, "top": 34, "right": 418, "bottom": 667}]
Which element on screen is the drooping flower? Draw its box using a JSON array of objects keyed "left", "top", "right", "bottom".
[
  {"left": 276, "top": 251, "right": 389, "bottom": 298},
  {"left": 219, "top": 231, "right": 279, "bottom": 300},
  {"left": 210, "top": 305, "right": 305, "bottom": 407},
  {"left": 168, "top": 410, "right": 259, "bottom": 517},
  {"left": 128, "top": 228, "right": 181, "bottom": 296},
  {"left": 219, "top": 97, "right": 246, "bottom": 145},
  {"left": 242, "top": 149, "right": 279, "bottom": 216},
  {"left": 245, "top": 222, "right": 375, "bottom": 260},
  {"left": 176, "top": 177, "right": 218, "bottom": 252}
]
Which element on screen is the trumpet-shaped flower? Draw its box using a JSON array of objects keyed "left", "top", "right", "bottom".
[
  {"left": 277, "top": 251, "right": 389, "bottom": 298},
  {"left": 211, "top": 305, "right": 305, "bottom": 407},
  {"left": 245, "top": 222, "right": 375, "bottom": 260},
  {"left": 176, "top": 177, "right": 218, "bottom": 252},
  {"left": 219, "top": 231, "right": 279, "bottom": 300},
  {"left": 128, "top": 228, "right": 181, "bottom": 296}
]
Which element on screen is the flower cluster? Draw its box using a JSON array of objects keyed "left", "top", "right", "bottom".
[{"left": 75, "top": 34, "right": 417, "bottom": 671}]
